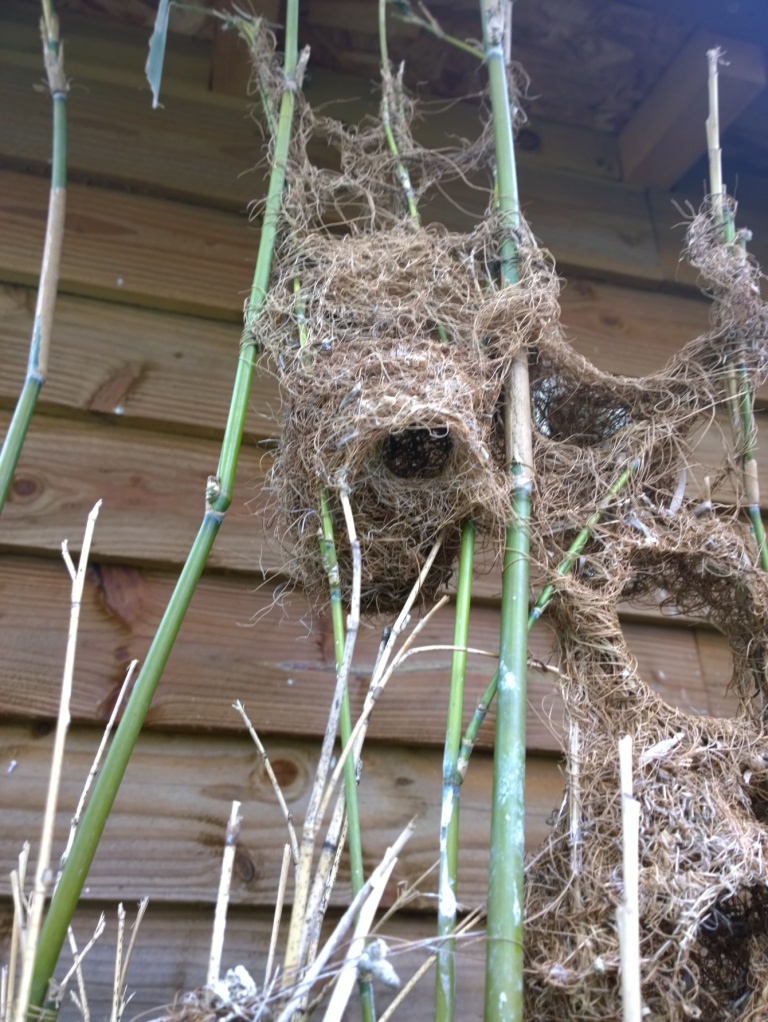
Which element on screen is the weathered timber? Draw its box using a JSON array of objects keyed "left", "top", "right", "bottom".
[
  {"left": 695, "top": 629, "right": 741, "bottom": 720},
  {"left": 0, "top": 724, "right": 563, "bottom": 906},
  {"left": 0, "top": 285, "right": 270, "bottom": 439},
  {"left": 2, "top": 2, "right": 621, "bottom": 187},
  {"left": 0, "top": 901, "right": 487, "bottom": 1021},
  {"left": 0, "top": 413, "right": 276, "bottom": 572},
  {"left": 0, "top": 555, "right": 717, "bottom": 749},
  {"left": 1, "top": 173, "right": 764, "bottom": 329},
  {"left": 1, "top": 410, "right": 763, "bottom": 577},
  {"left": 1, "top": 280, "right": 728, "bottom": 439},
  {"left": 0, "top": 170, "right": 255, "bottom": 320}
]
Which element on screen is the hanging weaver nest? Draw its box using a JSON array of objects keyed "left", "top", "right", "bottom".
[
  {"left": 257, "top": 49, "right": 543, "bottom": 612},
  {"left": 247, "top": 16, "right": 768, "bottom": 1017},
  {"left": 520, "top": 209, "right": 768, "bottom": 1019}
]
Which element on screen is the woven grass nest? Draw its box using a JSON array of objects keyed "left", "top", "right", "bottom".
[{"left": 253, "top": 27, "right": 768, "bottom": 1014}]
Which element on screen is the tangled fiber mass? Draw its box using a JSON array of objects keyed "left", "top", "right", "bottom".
[{"left": 246, "top": 17, "right": 768, "bottom": 1020}]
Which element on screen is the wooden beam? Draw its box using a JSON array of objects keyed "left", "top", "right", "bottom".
[
  {"left": 0, "top": 555, "right": 717, "bottom": 750},
  {"left": 620, "top": 29, "right": 766, "bottom": 189},
  {"left": 1, "top": 408, "right": 761, "bottom": 574},
  {"left": 0, "top": 724, "right": 564, "bottom": 906},
  {"left": 0, "top": 413, "right": 275, "bottom": 572}
]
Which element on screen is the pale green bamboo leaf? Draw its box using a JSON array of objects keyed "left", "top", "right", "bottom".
[{"left": 145, "top": 0, "right": 171, "bottom": 109}]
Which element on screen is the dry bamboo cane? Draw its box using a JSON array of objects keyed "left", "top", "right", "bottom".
[
  {"left": 617, "top": 736, "right": 642, "bottom": 1022},
  {"left": 14, "top": 501, "right": 101, "bottom": 1022}
]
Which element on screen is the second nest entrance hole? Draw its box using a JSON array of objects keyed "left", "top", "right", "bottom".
[{"left": 382, "top": 427, "right": 453, "bottom": 480}]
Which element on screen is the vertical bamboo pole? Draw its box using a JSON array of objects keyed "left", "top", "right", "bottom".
[
  {"left": 0, "top": 2, "right": 67, "bottom": 513},
  {"left": 480, "top": 4, "right": 533, "bottom": 1020},
  {"left": 435, "top": 521, "right": 475, "bottom": 1022},
  {"left": 27, "top": 6, "right": 301, "bottom": 1009},
  {"left": 706, "top": 48, "right": 768, "bottom": 571}
]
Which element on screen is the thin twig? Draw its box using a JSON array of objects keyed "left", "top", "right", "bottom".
[
  {"left": 317, "top": 596, "right": 449, "bottom": 827},
  {"left": 14, "top": 500, "right": 102, "bottom": 1022},
  {"left": 274, "top": 819, "right": 416, "bottom": 1022},
  {"left": 58, "top": 660, "right": 138, "bottom": 882},
  {"left": 55, "top": 915, "right": 106, "bottom": 1007},
  {"left": 300, "top": 790, "right": 347, "bottom": 977},
  {"left": 66, "top": 927, "right": 90, "bottom": 1022},
  {"left": 234, "top": 702, "right": 299, "bottom": 865},
  {"left": 208, "top": 803, "right": 241, "bottom": 987},
  {"left": 377, "top": 908, "right": 486, "bottom": 1022},
  {"left": 265, "top": 843, "right": 292, "bottom": 989}
]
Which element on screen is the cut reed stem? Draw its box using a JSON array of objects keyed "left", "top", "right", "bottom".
[
  {"left": 207, "top": 802, "right": 242, "bottom": 988},
  {"left": 16, "top": 500, "right": 101, "bottom": 1022},
  {"left": 617, "top": 735, "right": 642, "bottom": 1022}
]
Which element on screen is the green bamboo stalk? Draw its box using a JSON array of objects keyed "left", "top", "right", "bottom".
[
  {"left": 456, "top": 459, "right": 637, "bottom": 783},
  {"left": 27, "top": 6, "right": 301, "bottom": 1010},
  {"left": 435, "top": 519, "right": 475, "bottom": 1022},
  {"left": 480, "top": 3, "right": 532, "bottom": 1019},
  {"left": 706, "top": 48, "right": 768, "bottom": 572},
  {"left": 379, "top": 0, "right": 420, "bottom": 225},
  {"left": 0, "top": 6, "right": 67, "bottom": 514}
]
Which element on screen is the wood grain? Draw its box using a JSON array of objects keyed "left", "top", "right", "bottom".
[
  {"left": 0, "top": 170, "right": 255, "bottom": 320},
  {"left": 0, "top": 555, "right": 719, "bottom": 750},
  {"left": 0, "top": 901, "right": 488, "bottom": 1021},
  {"left": 0, "top": 279, "right": 724, "bottom": 439},
  {"left": 0, "top": 413, "right": 277, "bottom": 572},
  {"left": 2, "top": 408, "right": 765, "bottom": 576},
  {"left": 0, "top": 724, "right": 564, "bottom": 908},
  {"left": 0, "top": 285, "right": 276, "bottom": 438}
]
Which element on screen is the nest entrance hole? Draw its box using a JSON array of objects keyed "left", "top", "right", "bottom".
[
  {"left": 382, "top": 427, "right": 453, "bottom": 480},
  {"left": 693, "top": 886, "right": 768, "bottom": 1017},
  {"left": 531, "top": 371, "right": 632, "bottom": 446}
]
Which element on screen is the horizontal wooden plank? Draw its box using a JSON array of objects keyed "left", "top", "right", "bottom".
[
  {"left": 0, "top": 724, "right": 564, "bottom": 907},
  {"left": 0, "top": 901, "right": 486, "bottom": 1022},
  {"left": 0, "top": 31, "right": 621, "bottom": 211},
  {"left": 3, "top": 402, "right": 765, "bottom": 573},
  {"left": 0, "top": 555, "right": 717, "bottom": 750},
  {"left": 0, "top": 413, "right": 278, "bottom": 572},
  {"left": 0, "top": 279, "right": 719, "bottom": 438},
  {"left": 0, "top": 170, "right": 255, "bottom": 320},
  {"left": 0, "top": 285, "right": 275, "bottom": 438},
  {"left": 0, "top": 278, "right": 723, "bottom": 438},
  {"left": 695, "top": 629, "right": 740, "bottom": 719}
]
